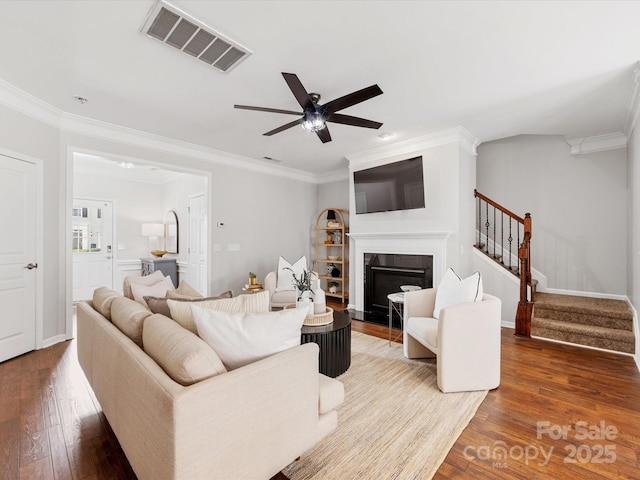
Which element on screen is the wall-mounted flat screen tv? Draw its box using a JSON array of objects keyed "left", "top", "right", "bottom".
[{"left": 353, "top": 156, "right": 425, "bottom": 214}]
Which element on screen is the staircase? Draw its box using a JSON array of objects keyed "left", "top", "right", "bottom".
[{"left": 531, "top": 292, "right": 635, "bottom": 354}]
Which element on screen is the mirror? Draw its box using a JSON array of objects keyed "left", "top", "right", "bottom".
[{"left": 165, "top": 210, "right": 179, "bottom": 254}]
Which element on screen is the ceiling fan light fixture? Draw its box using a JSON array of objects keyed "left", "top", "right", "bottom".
[{"left": 301, "top": 111, "right": 326, "bottom": 132}]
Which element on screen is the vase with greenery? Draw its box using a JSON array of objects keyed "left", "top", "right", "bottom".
[
  {"left": 287, "top": 268, "right": 316, "bottom": 315},
  {"left": 249, "top": 271, "right": 257, "bottom": 285},
  {"left": 328, "top": 281, "right": 339, "bottom": 294}
]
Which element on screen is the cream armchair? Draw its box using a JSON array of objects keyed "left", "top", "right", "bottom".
[
  {"left": 264, "top": 270, "right": 318, "bottom": 309},
  {"left": 403, "top": 288, "right": 502, "bottom": 393}
]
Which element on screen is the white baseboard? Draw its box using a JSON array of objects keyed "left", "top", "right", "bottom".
[
  {"left": 541, "top": 287, "right": 628, "bottom": 302},
  {"left": 40, "top": 334, "right": 68, "bottom": 349},
  {"left": 501, "top": 319, "right": 515, "bottom": 329}
]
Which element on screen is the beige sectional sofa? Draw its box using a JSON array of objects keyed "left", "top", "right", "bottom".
[{"left": 77, "top": 287, "right": 344, "bottom": 480}]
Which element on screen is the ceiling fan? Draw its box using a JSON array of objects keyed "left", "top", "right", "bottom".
[{"left": 234, "top": 72, "right": 383, "bottom": 143}]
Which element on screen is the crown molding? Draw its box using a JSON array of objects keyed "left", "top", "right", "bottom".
[
  {"left": 624, "top": 61, "right": 640, "bottom": 137},
  {"left": 565, "top": 132, "right": 627, "bottom": 155},
  {"left": 346, "top": 126, "right": 480, "bottom": 169},
  {"left": 0, "top": 78, "right": 328, "bottom": 184},
  {"left": 0, "top": 78, "right": 62, "bottom": 128}
]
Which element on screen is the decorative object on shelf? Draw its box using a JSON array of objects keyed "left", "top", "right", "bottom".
[
  {"left": 328, "top": 281, "right": 339, "bottom": 294},
  {"left": 332, "top": 230, "right": 341, "bottom": 244},
  {"left": 249, "top": 272, "right": 257, "bottom": 285},
  {"left": 330, "top": 265, "right": 341, "bottom": 278},
  {"left": 324, "top": 232, "right": 334, "bottom": 244},
  {"left": 326, "top": 209, "right": 341, "bottom": 228},
  {"left": 328, "top": 255, "right": 340, "bottom": 261}
]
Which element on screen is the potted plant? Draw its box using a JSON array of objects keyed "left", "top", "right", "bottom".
[
  {"left": 287, "top": 268, "right": 315, "bottom": 315},
  {"left": 249, "top": 272, "right": 257, "bottom": 285},
  {"left": 328, "top": 281, "right": 339, "bottom": 294}
]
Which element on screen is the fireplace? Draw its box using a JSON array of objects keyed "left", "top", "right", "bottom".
[{"left": 363, "top": 253, "right": 433, "bottom": 326}]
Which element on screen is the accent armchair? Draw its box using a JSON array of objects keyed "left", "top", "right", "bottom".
[
  {"left": 264, "top": 270, "right": 318, "bottom": 309},
  {"left": 402, "top": 287, "right": 502, "bottom": 393}
]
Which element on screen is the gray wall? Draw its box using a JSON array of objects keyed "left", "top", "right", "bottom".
[{"left": 477, "top": 134, "right": 627, "bottom": 295}]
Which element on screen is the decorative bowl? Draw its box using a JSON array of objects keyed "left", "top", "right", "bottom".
[
  {"left": 328, "top": 255, "right": 340, "bottom": 261},
  {"left": 400, "top": 285, "right": 421, "bottom": 292},
  {"left": 150, "top": 249, "right": 168, "bottom": 258}
]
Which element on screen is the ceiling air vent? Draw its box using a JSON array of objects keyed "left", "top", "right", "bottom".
[{"left": 141, "top": 1, "right": 251, "bottom": 73}]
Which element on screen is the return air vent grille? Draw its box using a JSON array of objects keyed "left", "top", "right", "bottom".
[{"left": 141, "top": 1, "right": 251, "bottom": 73}]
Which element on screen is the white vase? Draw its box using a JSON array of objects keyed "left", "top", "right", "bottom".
[
  {"left": 313, "top": 279, "right": 326, "bottom": 314},
  {"left": 296, "top": 290, "right": 314, "bottom": 316}
]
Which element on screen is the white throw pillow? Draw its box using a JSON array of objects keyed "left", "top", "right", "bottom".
[
  {"left": 131, "top": 275, "right": 175, "bottom": 305},
  {"left": 433, "top": 268, "right": 483, "bottom": 319},
  {"left": 275, "top": 255, "right": 307, "bottom": 292},
  {"left": 191, "top": 305, "right": 307, "bottom": 370},
  {"left": 167, "top": 290, "right": 270, "bottom": 333}
]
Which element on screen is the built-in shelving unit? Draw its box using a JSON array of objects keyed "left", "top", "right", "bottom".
[{"left": 315, "top": 208, "right": 348, "bottom": 303}]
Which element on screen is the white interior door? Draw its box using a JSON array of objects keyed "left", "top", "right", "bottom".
[
  {"left": 0, "top": 154, "right": 37, "bottom": 362},
  {"left": 72, "top": 199, "right": 114, "bottom": 301},
  {"left": 188, "top": 194, "right": 207, "bottom": 295}
]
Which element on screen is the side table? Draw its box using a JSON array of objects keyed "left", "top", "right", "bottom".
[
  {"left": 301, "top": 309, "right": 351, "bottom": 378},
  {"left": 141, "top": 257, "right": 178, "bottom": 288},
  {"left": 387, "top": 292, "right": 405, "bottom": 346}
]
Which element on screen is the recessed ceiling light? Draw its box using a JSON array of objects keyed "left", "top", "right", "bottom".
[
  {"left": 378, "top": 133, "right": 394, "bottom": 140},
  {"left": 73, "top": 95, "right": 89, "bottom": 105},
  {"left": 118, "top": 162, "right": 135, "bottom": 169}
]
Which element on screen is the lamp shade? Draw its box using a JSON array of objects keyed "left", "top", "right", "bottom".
[
  {"left": 326, "top": 209, "right": 336, "bottom": 220},
  {"left": 141, "top": 223, "right": 165, "bottom": 237}
]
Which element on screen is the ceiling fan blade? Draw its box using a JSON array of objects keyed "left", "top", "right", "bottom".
[
  {"left": 263, "top": 119, "right": 301, "bottom": 136},
  {"left": 326, "top": 113, "right": 383, "bottom": 129},
  {"left": 316, "top": 127, "right": 332, "bottom": 143},
  {"left": 234, "top": 104, "right": 302, "bottom": 116},
  {"left": 282, "top": 72, "right": 315, "bottom": 111},
  {"left": 323, "top": 85, "right": 383, "bottom": 114}
]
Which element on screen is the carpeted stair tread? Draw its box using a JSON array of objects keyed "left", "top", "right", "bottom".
[
  {"left": 534, "top": 292, "right": 632, "bottom": 320},
  {"left": 532, "top": 317, "right": 635, "bottom": 354},
  {"left": 532, "top": 293, "right": 635, "bottom": 354}
]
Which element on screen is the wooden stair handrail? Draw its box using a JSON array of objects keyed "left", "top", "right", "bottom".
[{"left": 474, "top": 190, "right": 533, "bottom": 337}]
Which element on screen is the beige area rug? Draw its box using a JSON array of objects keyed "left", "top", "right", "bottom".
[{"left": 283, "top": 332, "right": 487, "bottom": 480}]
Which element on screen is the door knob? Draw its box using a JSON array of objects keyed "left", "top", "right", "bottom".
[{"left": 24, "top": 263, "right": 38, "bottom": 270}]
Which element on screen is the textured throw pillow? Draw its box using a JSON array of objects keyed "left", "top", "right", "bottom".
[
  {"left": 143, "top": 314, "right": 227, "bottom": 386},
  {"left": 123, "top": 270, "right": 165, "bottom": 299},
  {"left": 192, "top": 305, "right": 307, "bottom": 369},
  {"left": 110, "top": 296, "right": 153, "bottom": 347},
  {"left": 433, "top": 268, "right": 483, "bottom": 319},
  {"left": 275, "top": 255, "right": 307, "bottom": 292},
  {"left": 144, "top": 290, "right": 234, "bottom": 318},
  {"left": 92, "top": 286, "right": 122, "bottom": 321},
  {"left": 167, "top": 280, "right": 205, "bottom": 299},
  {"left": 131, "top": 275, "right": 176, "bottom": 305},
  {"left": 167, "top": 290, "right": 270, "bottom": 333}
]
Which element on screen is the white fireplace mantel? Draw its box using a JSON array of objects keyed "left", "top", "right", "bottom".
[{"left": 348, "top": 231, "right": 452, "bottom": 311}]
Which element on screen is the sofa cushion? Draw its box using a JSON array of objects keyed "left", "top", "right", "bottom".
[
  {"left": 167, "top": 290, "right": 270, "bottom": 334},
  {"left": 318, "top": 374, "right": 345, "bottom": 415},
  {"left": 111, "top": 296, "right": 153, "bottom": 347},
  {"left": 123, "top": 270, "right": 165, "bottom": 299},
  {"left": 131, "top": 275, "right": 175, "bottom": 305},
  {"left": 92, "top": 286, "right": 122, "bottom": 321},
  {"left": 276, "top": 255, "right": 307, "bottom": 292},
  {"left": 166, "top": 280, "right": 204, "bottom": 299},
  {"left": 270, "top": 289, "right": 297, "bottom": 306},
  {"left": 192, "top": 305, "right": 307, "bottom": 370},
  {"left": 144, "top": 290, "right": 234, "bottom": 318},
  {"left": 433, "top": 268, "right": 483, "bottom": 319},
  {"left": 142, "top": 314, "right": 227, "bottom": 386}
]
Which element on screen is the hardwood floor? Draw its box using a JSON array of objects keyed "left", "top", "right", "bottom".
[{"left": 1, "top": 315, "right": 639, "bottom": 479}]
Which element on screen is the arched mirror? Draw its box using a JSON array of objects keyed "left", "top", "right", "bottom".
[{"left": 165, "top": 210, "right": 179, "bottom": 254}]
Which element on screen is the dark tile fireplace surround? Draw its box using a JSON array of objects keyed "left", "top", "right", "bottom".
[{"left": 359, "top": 253, "right": 434, "bottom": 328}]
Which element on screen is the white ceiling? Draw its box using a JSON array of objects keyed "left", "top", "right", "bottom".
[{"left": 1, "top": 0, "right": 639, "bottom": 175}]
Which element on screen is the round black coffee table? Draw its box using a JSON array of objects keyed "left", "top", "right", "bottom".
[{"left": 301, "top": 309, "right": 351, "bottom": 378}]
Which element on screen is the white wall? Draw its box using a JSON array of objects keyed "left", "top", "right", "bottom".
[
  {"left": 477, "top": 135, "right": 627, "bottom": 295},
  {"left": 0, "top": 104, "right": 62, "bottom": 341},
  {"left": 73, "top": 170, "right": 165, "bottom": 260},
  {"left": 161, "top": 173, "right": 207, "bottom": 264}
]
